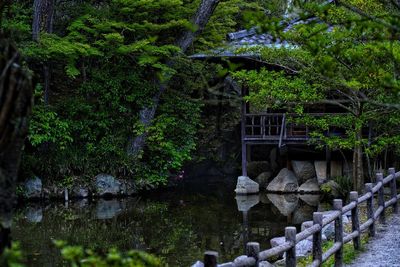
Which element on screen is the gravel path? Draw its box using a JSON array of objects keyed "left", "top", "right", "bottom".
[{"left": 346, "top": 214, "right": 400, "bottom": 267}]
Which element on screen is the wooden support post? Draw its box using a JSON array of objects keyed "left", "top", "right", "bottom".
[
  {"left": 285, "top": 227, "right": 297, "bottom": 267},
  {"left": 349, "top": 191, "right": 361, "bottom": 250},
  {"left": 365, "top": 183, "right": 375, "bottom": 237},
  {"left": 389, "top": 168, "right": 397, "bottom": 214},
  {"left": 204, "top": 251, "right": 218, "bottom": 267},
  {"left": 241, "top": 86, "right": 247, "bottom": 177},
  {"left": 377, "top": 173, "right": 385, "bottom": 224},
  {"left": 312, "top": 212, "right": 323, "bottom": 265},
  {"left": 333, "top": 199, "right": 343, "bottom": 267},
  {"left": 246, "top": 242, "right": 260, "bottom": 265},
  {"left": 246, "top": 144, "right": 252, "bottom": 162}
]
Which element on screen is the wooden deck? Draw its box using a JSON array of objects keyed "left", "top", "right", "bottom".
[{"left": 240, "top": 112, "right": 347, "bottom": 177}]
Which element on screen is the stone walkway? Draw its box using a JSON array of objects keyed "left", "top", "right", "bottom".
[{"left": 346, "top": 213, "right": 400, "bottom": 267}]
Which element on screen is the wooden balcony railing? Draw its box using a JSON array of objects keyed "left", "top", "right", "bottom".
[{"left": 244, "top": 113, "right": 345, "bottom": 145}]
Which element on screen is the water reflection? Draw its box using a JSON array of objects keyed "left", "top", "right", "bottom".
[
  {"left": 12, "top": 190, "right": 318, "bottom": 266},
  {"left": 95, "top": 199, "right": 124, "bottom": 220}
]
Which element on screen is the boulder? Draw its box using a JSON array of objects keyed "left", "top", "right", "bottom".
[
  {"left": 72, "top": 186, "right": 89, "bottom": 198},
  {"left": 299, "top": 194, "right": 320, "bottom": 207},
  {"left": 259, "top": 261, "right": 274, "bottom": 267},
  {"left": 270, "top": 236, "right": 285, "bottom": 248},
  {"left": 267, "top": 168, "right": 298, "bottom": 192},
  {"left": 295, "top": 239, "right": 313, "bottom": 256},
  {"left": 301, "top": 221, "right": 327, "bottom": 242},
  {"left": 314, "top": 161, "right": 327, "bottom": 184},
  {"left": 255, "top": 171, "right": 273, "bottom": 188},
  {"left": 291, "top": 161, "right": 316, "bottom": 183},
  {"left": 267, "top": 193, "right": 298, "bottom": 217},
  {"left": 322, "top": 180, "right": 341, "bottom": 198},
  {"left": 318, "top": 211, "right": 351, "bottom": 239},
  {"left": 24, "top": 177, "right": 42, "bottom": 198},
  {"left": 247, "top": 161, "right": 271, "bottom": 178},
  {"left": 298, "top": 179, "right": 320, "bottom": 193},
  {"left": 236, "top": 194, "right": 260, "bottom": 212},
  {"left": 270, "top": 236, "right": 312, "bottom": 257},
  {"left": 96, "top": 199, "right": 123, "bottom": 219},
  {"left": 233, "top": 255, "right": 251, "bottom": 266},
  {"left": 94, "top": 174, "right": 122, "bottom": 196},
  {"left": 235, "top": 176, "right": 259, "bottom": 194}
]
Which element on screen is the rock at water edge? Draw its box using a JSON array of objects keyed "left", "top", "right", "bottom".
[
  {"left": 267, "top": 168, "right": 298, "bottom": 192},
  {"left": 247, "top": 161, "right": 271, "bottom": 178},
  {"left": 298, "top": 179, "right": 320, "bottom": 193},
  {"left": 291, "top": 161, "right": 316, "bottom": 184},
  {"left": 255, "top": 171, "right": 273, "bottom": 188},
  {"left": 25, "top": 177, "right": 42, "bottom": 199},
  {"left": 94, "top": 174, "right": 122, "bottom": 196},
  {"left": 235, "top": 176, "right": 259, "bottom": 194}
]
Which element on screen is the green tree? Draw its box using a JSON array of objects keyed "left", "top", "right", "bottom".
[{"left": 234, "top": 0, "right": 400, "bottom": 190}]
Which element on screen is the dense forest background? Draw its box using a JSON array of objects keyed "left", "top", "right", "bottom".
[
  {"left": 3, "top": 0, "right": 291, "bottom": 189},
  {"left": 2, "top": 0, "right": 400, "bottom": 193}
]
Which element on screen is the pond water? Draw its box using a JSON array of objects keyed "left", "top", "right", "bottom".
[{"left": 12, "top": 180, "right": 320, "bottom": 266}]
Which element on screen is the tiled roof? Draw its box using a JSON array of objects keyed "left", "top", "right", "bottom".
[
  {"left": 191, "top": 0, "right": 335, "bottom": 59},
  {"left": 190, "top": 26, "right": 294, "bottom": 59}
]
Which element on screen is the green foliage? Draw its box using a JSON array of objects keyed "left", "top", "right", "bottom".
[
  {"left": 3, "top": 0, "right": 287, "bottom": 188},
  {"left": 234, "top": 0, "right": 400, "bottom": 185},
  {"left": 54, "top": 240, "right": 162, "bottom": 267},
  {"left": 0, "top": 242, "right": 25, "bottom": 267},
  {"left": 28, "top": 105, "right": 72, "bottom": 150},
  {"left": 321, "top": 176, "right": 353, "bottom": 200}
]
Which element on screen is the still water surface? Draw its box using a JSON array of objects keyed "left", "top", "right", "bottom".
[{"left": 13, "top": 181, "right": 319, "bottom": 266}]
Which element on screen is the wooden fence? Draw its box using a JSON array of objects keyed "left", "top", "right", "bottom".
[{"left": 201, "top": 168, "right": 400, "bottom": 267}]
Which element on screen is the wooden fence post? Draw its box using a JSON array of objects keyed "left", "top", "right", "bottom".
[
  {"left": 312, "top": 212, "right": 323, "bottom": 265},
  {"left": 389, "top": 167, "right": 397, "bottom": 214},
  {"left": 204, "top": 251, "right": 218, "bottom": 267},
  {"left": 377, "top": 173, "right": 385, "bottom": 224},
  {"left": 246, "top": 242, "right": 260, "bottom": 266},
  {"left": 349, "top": 191, "right": 360, "bottom": 250},
  {"left": 285, "top": 227, "right": 297, "bottom": 267},
  {"left": 365, "top": 183, "right": 375, "bottom": 237},
  {"left": 333, "top": 199, "right": 343, "bottom": 267}
]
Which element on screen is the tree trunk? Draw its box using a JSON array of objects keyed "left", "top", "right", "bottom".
[
  {"left": 0, "top": 36, "right": 33, "bottom": 251},
  {"left": 127, "top": 0, "right": 220, "bottom": 156},
  {"left": 32, "top": 0, "right": 54, "bottom": 104},
  {"left": 32, "top": 0, "right": 54, "bottom": 41},
  {"left": 352, "top": 128, "right": 364, "bottom": 191}
]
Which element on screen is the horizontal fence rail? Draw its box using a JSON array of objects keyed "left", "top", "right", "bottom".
[{"left": 199, "top": 168, "right": 400, "bottom": 267}]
